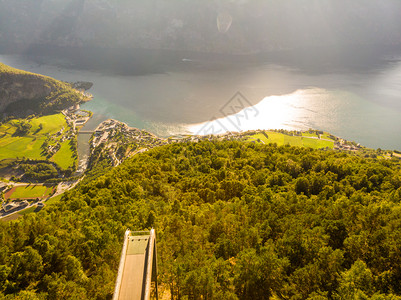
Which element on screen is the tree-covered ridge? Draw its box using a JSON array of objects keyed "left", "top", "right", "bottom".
[
  {"left": 1, "top": 141, "right": 401, "bottom": 299},
  {"left": 0, "top": 62, "right": 89, "bottom": 117},
  {"left": 0, "top": 63, "right": 41, "bottom": 76}
]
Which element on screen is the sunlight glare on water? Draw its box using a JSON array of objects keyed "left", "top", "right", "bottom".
[{"left": 188, "top": 88, "right": 334, "bottom": 135}]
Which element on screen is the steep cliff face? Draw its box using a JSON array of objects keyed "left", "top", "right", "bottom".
[
  {"left": 0, "top": 70, "right": 51, "bottom": 113},
  {"left": 1, "top": 0, "right": 401, "bottom": 54},
  {"left": 0, "top": 63, "right": 86, "bottom": 117}
]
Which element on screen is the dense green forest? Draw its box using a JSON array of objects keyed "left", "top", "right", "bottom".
[{"left": 1, "top": 141, "right": 401, "bottom": 299}]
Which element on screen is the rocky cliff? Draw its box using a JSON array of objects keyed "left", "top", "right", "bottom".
[{"left": 0, "top": 63, "right": 88, "bottom": 117}]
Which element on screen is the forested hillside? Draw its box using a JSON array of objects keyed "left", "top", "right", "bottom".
[
  {"left": 0, "top": 62, "right": 88, "bottom": 117},
  {"left": 1, "top": 141, "right": 401, "bottom": 299}
]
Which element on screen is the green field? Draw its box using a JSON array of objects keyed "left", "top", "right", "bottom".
[
  {"left": 50, "top": 140, "right": 75, "bottom": 170},
  {"left": 247, "top": 131, "right": 334, "bottom": 149},
  {"left": 45, "top": 194, "right": 63, "bottom": 206},
  {"left": 18, "top": 205, "right": 38, "bottom": 216},
  {"left": 0, "top": 158, "right": 15, "bottom": 169},
  {"left": 0, "top": 114, "right": 76, "bottom": 170},
  {"left": 5, "top": 184, "right": 54, "bottom": 200}
]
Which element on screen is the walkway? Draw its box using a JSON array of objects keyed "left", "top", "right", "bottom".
[{"left": 113, "top": 229, "right": 158, "bottom": 300}]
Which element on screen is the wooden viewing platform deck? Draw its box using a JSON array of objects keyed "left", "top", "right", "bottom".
[{"left": 113, "top": 229, "right": 158, "bottom": 300}]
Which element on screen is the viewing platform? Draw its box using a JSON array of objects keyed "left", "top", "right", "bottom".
[{"left": 113, "top": 229, "right": 158, "bottom": 300}]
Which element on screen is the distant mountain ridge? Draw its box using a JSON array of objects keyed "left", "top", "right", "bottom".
[
  {"left": 1, "top": 0, "right": 401, "bottom": 55},
  {"left": 0, "top": 62, "right": 88, "bottom": 117}
]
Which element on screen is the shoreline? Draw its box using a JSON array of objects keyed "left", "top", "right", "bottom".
[{"left": 3, "top": 52, "right": 401, "bottom": 151}]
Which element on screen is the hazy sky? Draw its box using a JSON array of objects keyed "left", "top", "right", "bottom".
[{"left": 1, "top": 0, "right": 401, "bottom": 54}]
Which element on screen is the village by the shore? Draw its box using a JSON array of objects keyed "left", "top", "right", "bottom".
[{"left": 1, "top": 105, "right": 398, "bottom": 220}]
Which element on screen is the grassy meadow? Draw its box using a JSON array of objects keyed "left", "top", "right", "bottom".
[
  {"left": 5, "top": 184, "right": 54, "bottom": 200},
  {"left": 50, "top": 140, "right": 75, "bottom": 170},
  {"left": 0, "top": 114, "right": 76, "bottom": 170},
  {"left": 247, "top": 130, "right": 334, "bottom": 149}
]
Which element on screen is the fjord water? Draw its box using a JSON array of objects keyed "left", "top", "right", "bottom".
[{"left": 1, "top": 49, "right": 401, "bottom": 151}]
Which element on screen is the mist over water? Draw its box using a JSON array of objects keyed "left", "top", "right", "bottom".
[{"left": 1, "top": 49, "right": 401, "bottom": 150}]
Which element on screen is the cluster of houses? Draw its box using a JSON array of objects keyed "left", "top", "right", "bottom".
[
  {"left": 62, "top": 105, "right": 91, "bottom": 131},
  {"left": 41, "top": 124, "right": 75, "bottom": 157},
  {"left": 0, "top": 183, "right": 30, "bottom": 216},
  {"left": 91, "top": 119, "right": 168, "bottom": 149},
  {"left": 334, "top": 139, "right": 361, "bottom": 151},
  {"left": 45, "top": 142, "right": 61, "bottom": 157},
  {"left": 90, "top": 120, "right": 169, "bottom": 166},
  {"left": 1, "top": 200, "right": 29, "bottom": 214},
  {"left": 1, "top": 195, "right": 45, "bottom": 218},
  {"left": 90, "top": 120, "right": 243, "bottom": 167},
  {"left": 168, "top": 131, "right": 240, "bottom": 144},
  {"left": 92, "top": 119, "right": 126, "bottom": 149},
  {"left": 64, "top": 106, "right": 92, "bottom": 131},
  {"left": 40, "top": 106, "right": 91, "bottom": 157}
]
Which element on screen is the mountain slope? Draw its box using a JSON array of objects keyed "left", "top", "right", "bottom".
[{"left": 0, "top": 62, "right": 88, "bottom": 117}]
